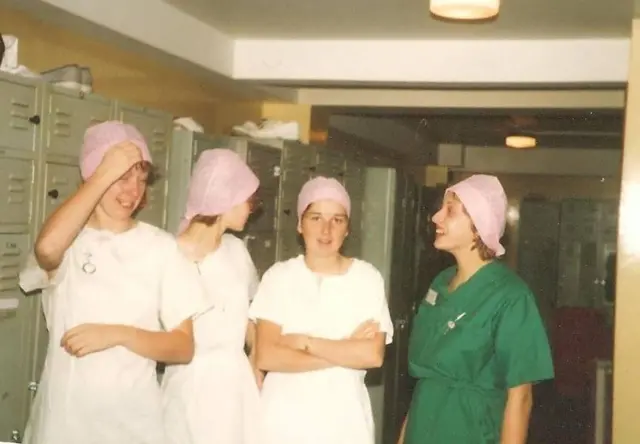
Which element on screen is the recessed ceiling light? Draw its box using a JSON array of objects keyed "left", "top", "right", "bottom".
[
  {"left": 506, "top": 135, "right": 536, "bottom": 149},
  {"left": 430, "top": 0, "right": 500, "bottom": 20}
]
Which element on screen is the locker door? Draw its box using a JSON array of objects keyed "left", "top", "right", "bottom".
[
  {"left": 383, "top": 173, "right": 416, "bottom": 444},
  {"left": 276, "top": 144, "right": 316, "bottom": 261},
  {"left": 42, "top": 164, "right": 82, "bottom": 220},
  {"left": 0, "top": 158, "right": 34, "bottom": 228},
  {"left": 245, "top": 231, "right": 278, "bottom": 277},
  {"left": 343, "top": 158, "right": 365, "bottom": 257},
  {"left": 45, "top": 89, "right": 111, "bottom": 157},
  {"left": 597, "top": 200, "right": 619, "bottom": 308},
  {"left": 517, "top": 199, "right": 561, "bottom": 329},
  {"left": 315, "top": 147, "right": 346, "bottom": 179},
  {"left": 0, "top": 234, "right": 34, "bottom": 442},
  {"left": 557, "top": 199, "right": 601, "bottom": 307},
  {"left": 193, "top": 136, "right": 233, "bottom": 164},
  {"left": 114, "top": 104, "right": 171, "bottom": 228},
  {"left": 246, "top": 144, "right": 281, "bottom": 233},
  {"left": 0, "top": 75, "right": 39, "bottom": 152}
]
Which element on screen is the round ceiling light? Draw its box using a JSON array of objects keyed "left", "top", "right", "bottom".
[
  {"left": 506, "top": 135, "right": 537, "bottom": 149},
  {"left": 430, "top": 0, "right": 500, "bottom": 20}
]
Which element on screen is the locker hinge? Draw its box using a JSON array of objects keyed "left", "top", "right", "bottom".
[{"left": 27, "top": 381, "right": 38, "bottom": 393}]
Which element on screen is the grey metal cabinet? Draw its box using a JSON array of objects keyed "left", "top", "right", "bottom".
[
  {"left": 44, "top": 87, "right": 111, "bottom": 160},
  {"left": 359, "top": 167, "right": 421, "bottom": 444},
  {"left": 0, "top": 73, "right": 41, "bottom": 153},
  {"left": 517, "top": 199, "right": 561, "bottom": 330},
  {"left": 342, "top": 156, "right": 365, "bottom": 258},
  {"left": 556, "top": 199, "right": 616, "bottom": 308},
  {"left": 0, "top": 73, "right": 43, "bottom": 443},
  {"left": 275, "top": 142, "right": 317, "bottom": 261},
  {"left": 0, "top": 235, "right": 34, "bottom": 442},
  {"left": 41, "top": 164, "right": 82, "bottom": 220},
  {"left": 113, "top": 102, "right": 172, "bottom": 229}
]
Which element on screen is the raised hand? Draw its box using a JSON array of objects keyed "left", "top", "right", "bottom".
[{"left": 94, "top": 141, "right": 144, "bottom": 184}]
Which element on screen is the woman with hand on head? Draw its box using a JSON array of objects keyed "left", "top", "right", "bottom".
[
  {"left": 18, "top": 121, "right": 205, "bottom": 444},
  {"left": 397, "top": 175, "right": 554, "bottom": 444},
  {"left": 162, "top": 149, "right": 263, "bottom": 444},
  {"left": 250, "top": 176, "right": 394, "bottom": 444}
]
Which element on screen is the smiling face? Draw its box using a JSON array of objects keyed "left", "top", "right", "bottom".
[
  {"left": 298, "top": 199, "right": 349, "bottom": 257},
  {"left": 431, "top": 192, "right": 476, "bottom": 255},
  {"left": 94, "top": 163, "right": 149, "bottom": 222}
]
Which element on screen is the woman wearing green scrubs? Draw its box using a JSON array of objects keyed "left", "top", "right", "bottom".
[{"left": 398, "top": 174, "right": 554, "bottom": 444}]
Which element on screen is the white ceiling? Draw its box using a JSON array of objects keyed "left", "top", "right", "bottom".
[{"left": 166, "top": 0, "right": 632, "bottom": 39}]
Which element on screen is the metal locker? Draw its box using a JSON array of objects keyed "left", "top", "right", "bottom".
[
  {"left": 0, "top": 73, "right": 40, "bottom": 153},
  {"left": 0, "top": 234, "right": 34, "bottom": 442},
  {"left": 245, "top": 144, "right": 282, "bottom": 232},
  {"left": 557, "top": 199, "right": 606, "bottom": 307},
  {"left": 113, "top": 103, "right": 172, "bottom": 228},
  {"left": 44, "top": 87, "right": 111, "bottom": 158},
  {"left": 275, "top": 143, "right": 317, "bottom": 261},
  {"left": 315, "top": 147, "right": 346, "bottom": 179},
  {"left": 246, "top": 142, "right": 282, "bottom": 194},
  {"left": 360, "top": 167, "right": 399, "bottom": 444},
  {"left": 517, "top": 199, "right": 561, "bottom": 328},
  {"left": 342, "top": 158, "right": 365, "bottom": 258},
  {"left": 42, "top": 163, "right": 82, "bottom": 221},
  {"left": 0, "top": 157, "right": 34, "bottom": 230},
  {"left": 245, "top": 231, "right": 278, "bottom": 277}
]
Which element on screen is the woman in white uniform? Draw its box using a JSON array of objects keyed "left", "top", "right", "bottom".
[
  {"left": 162, "top": 149, "right": 263, "bottom": 444},
  {"left": 250, "top": 176, "right": 394, "bottom": 444},
  {"left": 18, "top": 121, "right": 205, "bottom": 444}
]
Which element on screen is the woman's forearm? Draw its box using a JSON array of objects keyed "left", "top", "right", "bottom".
[
  {"left": 121, "top": 323, "right": 195, "bottom": 364},
  {"left": 306, "top": 334, "right": 385, "bottom": 369},
  {"left": 500, "top": 384, "right": 533, "bottom": 444},
  {"left": 256, "top": 342, "right": 333, "bottom": 373},
  {"left": 35, "top": 172, "right": 112, "bottom": 271}
]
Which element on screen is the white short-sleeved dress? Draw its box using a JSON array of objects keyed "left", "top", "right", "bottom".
[
  {"left": 248, "top": 255, "right": 394, "bottom": 444},
  {"left": 162, "top": 234, "right": 261, "bottom": 444},
  {"left": 18, "top": 222, "right": 206, "bottom": 444}
]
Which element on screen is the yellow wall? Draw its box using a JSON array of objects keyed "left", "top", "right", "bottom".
[{"left": 0, "top": 5, "right": 267, "bottom": 133}]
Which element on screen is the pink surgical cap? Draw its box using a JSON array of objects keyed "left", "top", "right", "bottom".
[
  {"left": 178, "top": 149, "right": 259, "bottom": 233},
  {"left": 297, "top": 176, "right": 351, "bottom": 219},
  {"left": 79, "top": 121, "right": 152, "bottom": 180},
  {"left": 447, "top": 174, "right": 508, "bottom": 257}
]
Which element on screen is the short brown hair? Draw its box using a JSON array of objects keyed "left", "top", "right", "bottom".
[
  {"left": 471, "top": 225, "right": 497, "bottom": 261},
  {"left": 191, "top": 214, "right": 220, "bottom": 225}
]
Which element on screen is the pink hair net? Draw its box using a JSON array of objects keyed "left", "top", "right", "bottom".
[
  {"left": 178, "top": 149, "right": 259, "bottom": 233},
  {"left": 297, "top": 176, "right": 351, "bottom": 219},
  {"left": 79, "top": 121, "right": 152, "bottom": 180},
  {"left": 447, "top": 174, "right": 508, "bottom": 256}
]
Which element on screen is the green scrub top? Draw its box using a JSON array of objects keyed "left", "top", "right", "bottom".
[{"left": 405, "top": 261, "right": 554, "bottom": 444}]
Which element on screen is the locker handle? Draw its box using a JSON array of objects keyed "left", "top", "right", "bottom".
[
  {"left": 47, "top": 189, "right": 59, "bottom": 199},
  {"left": 28, "top": 115, "right": 41, "bottom": 125},
  {"left": 283, "top": 209, "right": 292, "bottom": 216}
]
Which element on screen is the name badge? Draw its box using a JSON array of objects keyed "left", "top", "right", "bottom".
[{"left": 425, "top": 288, "right": 438, "bottom": 305}]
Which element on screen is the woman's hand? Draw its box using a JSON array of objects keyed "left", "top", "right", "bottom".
[
  {"left": 350, "top": 319, "right": 380, "bottom": 339},
  {"left": 61, "top": 323, "right": 131, "bottom": 357}
]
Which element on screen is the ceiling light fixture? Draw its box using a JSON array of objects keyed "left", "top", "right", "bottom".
[
  {"left": 505, "top": 135, "right": 536, "bottom": 149},
  {"left": 430, "top": 0, "right": 500, "bottom": 20}
]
